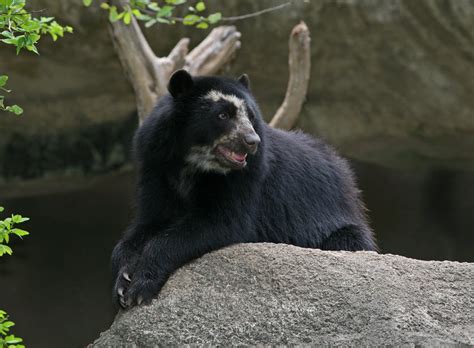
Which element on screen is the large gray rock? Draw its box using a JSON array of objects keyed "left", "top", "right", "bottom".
[{"left": 93, "top": 243, "right": 474, "bottom": 346}]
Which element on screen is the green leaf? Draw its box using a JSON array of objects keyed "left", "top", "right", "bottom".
[
  {"left": 26, "top": 44, "right": 39, "bottom": 54},
  {"left": 195, "top": 1, "right": 205, "bottom": 12},
  {"left": 196, "top": 22, "right": 208, "bottom": 29},
  {"left": 123, "top": 11, "right": 132, "bottom": 25},
  {"left": 12, "top": 229, "right": 29, "bottom": 238},
  {"left": 11, "top": 215, "right": 29, "bottom": 223},
  {"left": 1, "top": 38, "right": 18, "bottom": 46},
  {"left": 157, "top": 5, "right": 173, "bottom": 17},
  {"left": 3, "top": 218, "right": 11, "bottom": 229},
  {"left": 207, "top": 12, "right": 221, "bottom": 24},
  {"left": 108, "top": 6, "right": 120, "bottom": 22},
  {"left": 155, "top": 17, "right": 171, "bottom": 24},
  {"left": 144, "top": 19, "right": 157, "bottom": 27},
  {"left": 0, "top": 75, "right": 8, "bottom": 88},
  {"left": 1, "top": 31, "right": 15, "bottom": 39},
  {"left": 183, "top": 14, "right": 200, "bottom": 25},
  {"left": 40, "top": 17, "right": 55, "bottom": 23},
  {"left": 2, "top": 321, "right": 14, "bottom": 329},
  {"left": 83, "top": 0, "right": 93, "bottom": 6},
  {"left": 5, "top": 335, "right": 23, "bottom": 344},
  {"left": 147, "top": 2, "right": 160, "bottom": 11},
  {"left": 0, "top": 207, "right": 4, "bottom": 213},
  {"left": 0, "top": 244, "right": 13, "bottom": 256},
  {"left": 5, "top": 105, "right": 23, "bottom": 115},
  {"left": 132, "top": 9, "right": 142, "bottom": 17}
]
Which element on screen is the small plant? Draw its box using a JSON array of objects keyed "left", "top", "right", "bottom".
[
  {"left": 0, "top": 207, "right": 30, "bottom": 347},
  {"left": 0, "top": 75, "right": 22, "bottom": 116},
  {"left": 0, "top": 207, "right": 29, "bottom": 257},
  {"left": 0, "top": 310, "right": 24, "bottom": 348}
]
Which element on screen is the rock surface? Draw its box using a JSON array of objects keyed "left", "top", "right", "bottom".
[{"left": 93, "top": 243, "right": 474, "bottom": 347}]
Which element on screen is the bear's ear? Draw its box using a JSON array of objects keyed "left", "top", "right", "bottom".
[
  {"left": 168, "top": 69, "right": 194, "bottom": 98},
  {"left": 237, "top": 74, "right": 250, "bottom": 90}
]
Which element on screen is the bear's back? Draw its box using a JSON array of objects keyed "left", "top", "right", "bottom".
[{"left": 254, "top": 126, "right": 367, "bottom": 246}]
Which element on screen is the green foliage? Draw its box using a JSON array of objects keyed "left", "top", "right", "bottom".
[
  {"left": 0, "top": 310, "right": 24, "bottom": 348},
  {"left": 0, "top": 0, "right": 73, "bottom": 116},
  {"left": 0, "top": 206, "right": 30, "bottom": 257},
  {"left": 83, "top": 0, "right": 221, "bottom": 29},
  {"left": 1, "top": 2, "right": 65, "bottom": 345},
  {"left": 0, "top": 207, "right": 29, "bottom": 347},
  {"left": 0, "top": 0, "right": 73, "bottom": 54},
  {"left": 0, "top": 75, "right": 23, "bottom": 115}
]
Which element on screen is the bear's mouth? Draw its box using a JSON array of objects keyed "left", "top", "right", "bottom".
[{"left": 216, "top": 145, "right": 247, "bottom": 169}]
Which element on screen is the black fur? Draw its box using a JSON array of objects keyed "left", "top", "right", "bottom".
[{"left": 112, "top": 71, "right": 377, "bottom": 308}]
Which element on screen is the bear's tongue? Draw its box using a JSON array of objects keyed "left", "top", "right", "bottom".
[
  {"left": 219, "top": 146, "right": 247, "bottom": 163},
  {"left": 231, "top": 152, "right": 247, "bottom": 162}
]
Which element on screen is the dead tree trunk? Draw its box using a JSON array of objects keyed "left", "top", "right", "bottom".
[
  {"left": 269, "top": 21, "right": 311, "bottom": 130},
  {"left": 109, "top": 15, "right": 310, "bottom": 128}
]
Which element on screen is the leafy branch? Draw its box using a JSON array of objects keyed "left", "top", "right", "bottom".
[
  {"left": 83, "top": 0, "right": 290, "bottom": 29},
  {"left": 0, "top": 0, "right": 73, "bottom": 116},
  {"left": 0, "top": 0, "right": 73, "bottom": 54},
  {"left": 0, "top": 207, "right": 30, "bottom": 257},
  {"left": 84, "top": 0, "right": 221, "bottom": 29},
  {"left": 0, "top": 75, "right": 22, "bottom": 115}
]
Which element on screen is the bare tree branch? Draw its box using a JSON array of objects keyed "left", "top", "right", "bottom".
[
  {"left": 109, "top": 18, "right": 169, "bottom": 122},
  {"left": 109, "top": 2, "right": 307, "bottom": 127},
  {"left": 185, "top": 26, "right": 241, "bottom": 76},
  {"left": 269, "top": 21, "right": 311, "bottom": 130},
  {"left": 109, "top": 6, "right": 241, "bottom": 123}
]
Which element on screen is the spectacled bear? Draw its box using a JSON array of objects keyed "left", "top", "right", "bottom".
[{"left": 112, "top": 70, "right": 377, "bottom": 308}]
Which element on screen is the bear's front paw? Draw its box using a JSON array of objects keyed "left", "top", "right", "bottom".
[
  {"left": 119, "top": 273, "right": 163, "bottom": 309},
  {"left": 113, "top": 266, "right": 135, "bottom": 308}
]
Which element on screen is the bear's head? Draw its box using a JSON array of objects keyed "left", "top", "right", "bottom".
[{"left": 168, "top": 70, "right": 263, "bottom": 174}]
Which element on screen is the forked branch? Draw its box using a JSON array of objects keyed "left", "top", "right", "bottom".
[
  {"left": 269, "top": 21, "right": 311, "bottom": 130},
  {"left": 109, "top": 15, "right": 241, "bottom": 123},
  {"left": 109, "top": 5, "right": 310, "bottom": 129}
]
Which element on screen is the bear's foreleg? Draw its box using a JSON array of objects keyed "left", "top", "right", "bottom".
[
  {"left": 111, "top": 223, "right": 154, "bottom": 308},
  {"left": 118, "top": 217, "right": 241, "bottom": 308}
]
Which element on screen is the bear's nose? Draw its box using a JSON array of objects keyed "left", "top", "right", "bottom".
[{"left": 243, "top": 133, "right": 261, "bottom": 153}]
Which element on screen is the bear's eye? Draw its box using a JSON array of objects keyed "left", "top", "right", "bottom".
[{"left": 218, "top": 113, "right": 229, "bottom": 120}]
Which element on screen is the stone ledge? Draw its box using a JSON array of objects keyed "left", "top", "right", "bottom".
[{"left": 93, "top": 243, "right": 474, "bottom": 346}]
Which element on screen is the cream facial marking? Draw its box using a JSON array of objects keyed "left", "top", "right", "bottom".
[
  {"left": 185, "top": 144, "right": 231, "bottom": 174},
  {"left": 204, "top": 90, "right": 254, "bottom": 133},
  {"left": 182, "top": 90, "right": 258, "bottom": 175},
  {"left": 205, "top": 90, "right": 245, "bottom": 107}
]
